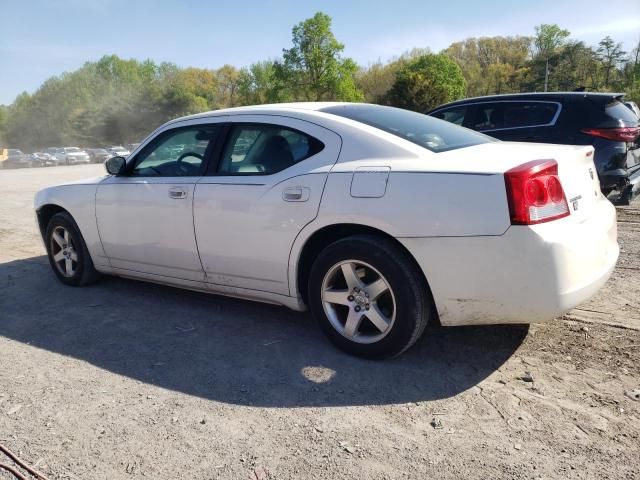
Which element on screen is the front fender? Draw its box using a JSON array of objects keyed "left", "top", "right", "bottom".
[{"left": 35, "top": 183, "right": 110, "bottom": 269}]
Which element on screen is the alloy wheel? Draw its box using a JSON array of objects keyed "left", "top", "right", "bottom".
[
  {"left": 321, "top": 260, "right": 396, "bottom": 344},
  {"left": 50, "top": 226, "right": 78, "bottom": 277}
]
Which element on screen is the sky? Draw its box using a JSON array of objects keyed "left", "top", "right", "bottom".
[{"left": 1, "top": 0, "right": 639, "bottom": 105}]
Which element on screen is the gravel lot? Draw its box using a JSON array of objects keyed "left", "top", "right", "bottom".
[{"left": 1, "top": 165, "right": 639, "bottom": 480}]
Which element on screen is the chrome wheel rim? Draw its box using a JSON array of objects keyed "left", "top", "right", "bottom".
[
  {"left": 321, "top": 260, "right": 396, "bottom": 344},
  {"left": 50, "top": 226, "right": 78, "bottom": 277}
]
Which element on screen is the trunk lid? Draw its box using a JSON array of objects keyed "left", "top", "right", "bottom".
[
  {"left": 434, "top": 141, "right": 601, "bottom": 223},
  {"left": 552, "top": 145, "right": 601, "bottom": 223}
]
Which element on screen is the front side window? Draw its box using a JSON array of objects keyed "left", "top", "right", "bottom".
[
  {"left": 321, "top": 104, "right": 492, "bottom": 153},
  {"left": 218, "top": 124, "right": 324, "bottom": 175},
  {"left": 131, "top": 126, "right": 218, "bottom": 177},
  {"left": 431, "top": 106, "right": 468, "bottom": 126}
]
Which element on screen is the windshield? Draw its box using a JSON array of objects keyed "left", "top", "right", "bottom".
[{"left": 321, "top": 104, "right": 494, "bottom": 152}]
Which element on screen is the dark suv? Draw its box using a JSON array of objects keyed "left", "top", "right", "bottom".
[{"left": 428, "top": 92, "right": 640, "bottom": 204}]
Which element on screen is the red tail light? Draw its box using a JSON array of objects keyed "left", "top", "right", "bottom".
[
  {"left": 581, "top": 127, "right": 640, "bottom": 142},
  {"left": 504, "top": 160, "right": 569, "bottom": 225}
]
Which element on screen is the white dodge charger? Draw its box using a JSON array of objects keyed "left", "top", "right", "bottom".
[{"left": 34, "top": 103, "right": 619, "bottom": 358}]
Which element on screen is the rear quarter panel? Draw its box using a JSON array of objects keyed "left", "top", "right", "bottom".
[
  {"left": 317, "top": 170, "right": 511, "bottom": 237},
  {"left": 288, "top": 165, "right": 511, "bottom": 298}
]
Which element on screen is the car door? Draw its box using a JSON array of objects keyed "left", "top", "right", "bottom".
[
  {"left": 193, "top": 115, "right": 341, "bottom": 295},
  {"left": 96, "top": 120, "right": 224, "bottom": 283}
]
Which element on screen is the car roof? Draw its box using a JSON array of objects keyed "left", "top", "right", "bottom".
[
  {"left": 166, "top": 102, "right": 350, "bottom": 125},
  {"left": 429, "top": 92, "right": 626, "bottom": 111}
]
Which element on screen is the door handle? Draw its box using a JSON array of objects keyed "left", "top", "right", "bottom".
[
  {"left": 282, "top": 186, "right": 310, "bottom": 202},
  {"left": 168, "top": 187, "right": 188, "bottom": 199}
]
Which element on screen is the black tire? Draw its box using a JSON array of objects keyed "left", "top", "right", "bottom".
[
  {"left": 308, "top": 234, "right": 432, "bottom": 359},
  {"left": 616, "top": 186, "right": 632, "bottom": 206},
  {"left": 45, "top": 212, "right": 101, "bottom": 286}
]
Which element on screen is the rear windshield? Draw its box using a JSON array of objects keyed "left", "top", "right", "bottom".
[
  {"left": 605, "top": 100, "right": 639, "bottom": 124},
  {"left": 320, "top": 104, "right": 494, "bottom": 152}
]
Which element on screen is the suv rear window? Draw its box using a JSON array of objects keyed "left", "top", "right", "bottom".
[{"left": 321, "top": 104, "right": 493, "bottom": 153}]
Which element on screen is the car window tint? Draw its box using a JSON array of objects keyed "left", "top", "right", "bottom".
[
  {"left": 431, "top": 106, "right": 467, "bottom": 125},
  {"left": 605, "top": 100, "right": 639, "bottom": 124},
  {"left": 473, "top": 102, "right": 558, "bottom": 131},
  {"left": 218, "top": 124, "right": 324, "bottom": 175},
  {"left": 323, "top": 104, "right": 492, "bottom": 153},
  {"left": 131, "top": 126, "right": 218, "bottom": 177}
]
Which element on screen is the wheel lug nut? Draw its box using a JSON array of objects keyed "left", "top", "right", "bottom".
[
  {"left": 354, "top": 306, "right": 361, "bottom": 312},
  {"left": 354, "top": 287, "right": 359, "bottom": 293},
  {"left": 348, "top": 295, "right": 354, "bottom": 301},
  {"left": 365, "top": 305, "right": 370, "bottom": 310},
  {"left": 365, "top": 292, "right": 369, "bottom": 298}
]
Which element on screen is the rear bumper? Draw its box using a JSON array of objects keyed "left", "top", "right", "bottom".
[
  {"left": 622, "top": 165, "right": 640, "bottom": 201},
  {"left": 400, "top": 198, "right": 619, "bottom": 326}
]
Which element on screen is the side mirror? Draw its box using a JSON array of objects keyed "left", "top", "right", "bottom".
[{"left": 105, "top": 156, "right": 126, "bottom": 175}]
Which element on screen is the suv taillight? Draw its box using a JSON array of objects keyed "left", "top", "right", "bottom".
[
  {"left": 581, "top": 127, "right": 640, "bottom": 142},
  {"left": 504, "top": 160, "right": 569, "bottom": 225}
]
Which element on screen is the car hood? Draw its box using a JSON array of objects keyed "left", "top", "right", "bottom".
[{"left": 51, "top": 176, "right": 110, "bottom": 186}]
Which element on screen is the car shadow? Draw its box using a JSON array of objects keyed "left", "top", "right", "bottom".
[{"left": 0, "top": 256, "right": 529, "bottom": 407}]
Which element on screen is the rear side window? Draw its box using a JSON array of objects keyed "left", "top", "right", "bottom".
[
  {"left": 431, "top": 106, "right": 467, "bottom": 126},
  {"left": 605, "top": 100, "right": 639, "bottom": 124},
  {"left": 472, "top": 102, "right": 559, "bottom": 131},
  {"left": 322, "top": 104, "right": 492, "bottom": 153},
  {"left": 218, "top": 124, "right": 324, "bottom": 175}
]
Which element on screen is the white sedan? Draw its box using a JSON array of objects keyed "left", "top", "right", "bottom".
[{"left": 34, "top": 103, "right": 619, "bottom": 358}]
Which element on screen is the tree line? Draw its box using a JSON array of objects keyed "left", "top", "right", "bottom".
[{"left": 1, "top": 12, "right": 638, "bottom": 151}]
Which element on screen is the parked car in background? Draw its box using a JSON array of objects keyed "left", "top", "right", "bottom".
[
  {"left": 29, "top": 152, "right": 59, "bottom": 167},
  {"left": 624, "top": 101, "right": 640, "bottom": 119},
  {"left": 86, "top": 148, "right": 113, "bottom": 163},
  {"left": 60, "top": 147, "right": 91, "bottom": 165},
  {"left": 34, "top": 103, "right": 618, "bottom": 358},
  {"left": 45, "top": 147, "right": 63, "bottom": 161},
  {"left": 0, "top": 148, "right": 7, "bottom": 168},
  {"left": 5, "top": 149, "right": 32, "bottom": 168},
  {"left": 428, "top": 92, "right": 640, "bottom": 204},
  {"left": 107, "top": 146, "right": 131, "bottom": 157},
  {"left": 125, "top": 143, "right": 140, "bottom": 153},
  {"left": 45, "top": 148, "right": 70, "bottom": 164}
]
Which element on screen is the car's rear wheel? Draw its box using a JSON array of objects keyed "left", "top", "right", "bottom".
[
  {"left": 308, "top": 234, "right": 432, "bottom": 358},
  {"left": 45, "top": 212, "right": 101, "bottom": 286}
]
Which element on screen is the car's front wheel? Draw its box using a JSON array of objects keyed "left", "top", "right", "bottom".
[
  {"left": 45, "top": 212, "right": 101, "bottom": 286},
  {"left": 308, "top": 234, "right": 432, "bottom": 358}
]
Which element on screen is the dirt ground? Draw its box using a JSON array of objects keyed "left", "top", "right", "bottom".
[{"left": 1, "top": 164, "right": 639, "bottom": 480}]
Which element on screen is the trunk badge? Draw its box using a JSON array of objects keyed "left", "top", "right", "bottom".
[{"left": 570, "top": 195, "right": 582, "bottom": 212}]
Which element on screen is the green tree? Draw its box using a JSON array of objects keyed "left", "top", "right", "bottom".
[
  {"left": 623, "top": 38, "right": 640, "bottom": 103},
  {"left": 238, "top": 61, "right": 285, "bottom": 105},
  {"left": 597, "top": 36, "right": 626, "bottom": 88},
  {"left": 445, "top": 36, "right": 531, "bottom": 96},
  {"left": 533, "top": 24, "right": 570, "bottom": 91},
  {"left": 0, "top": 105, "right": 8, "bottom": 145},
  {"left": 383, "top": 54, "right": 465, "bottom": 112},
  {"left": 356, "top": 49, "right": 431, "bottom": 102},
  {"left": 275, "top": 12, "right": 363, "bottom": 101}
]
